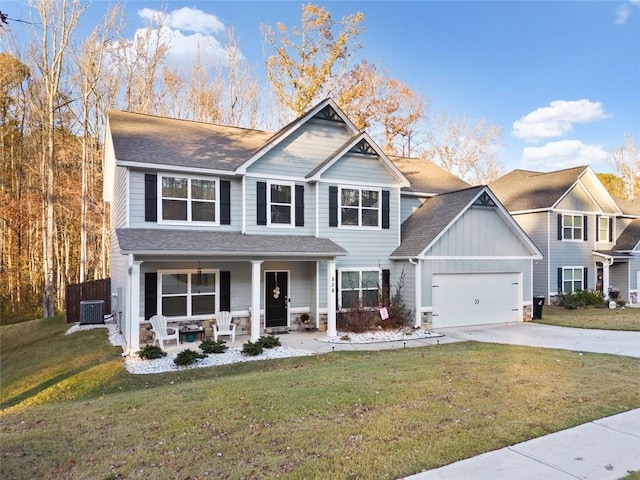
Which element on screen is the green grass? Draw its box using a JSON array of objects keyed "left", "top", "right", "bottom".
[
  {"left": 536, "top": 305, "right": 640, "bottom": 331},
  {"left": 1, "top": 317, "right": 640, "bottom": 479}
]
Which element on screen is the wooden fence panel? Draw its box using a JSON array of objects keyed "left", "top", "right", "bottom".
[{"left": 66, "top": 279, "right": 111, "bottom": 323}]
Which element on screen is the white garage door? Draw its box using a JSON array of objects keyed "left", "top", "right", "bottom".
[{"left": 432, "top": 273, "right": 522, "bottom": 328}]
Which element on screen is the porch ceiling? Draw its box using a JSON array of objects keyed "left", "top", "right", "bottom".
[
  {"left": 593, "top": 250, "right": 634, "bottom": 262},
  {"left": 116, "top": 228, "right": 347, "bottom": 257}
]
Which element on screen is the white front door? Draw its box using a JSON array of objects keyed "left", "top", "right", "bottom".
[{"left": 432, "top": 273, "right": 522, "bottom": 328}]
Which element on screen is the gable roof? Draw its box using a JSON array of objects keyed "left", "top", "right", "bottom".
[
  {"left": 306, "top": 132, "right": 410, "bottom": 187},
  {"left": 391, "top": 186, "right": 542, "bottom": 259},
  {"left": 107, "top": 110, "right": 273, "bottom": 172},
  {"left": 614, "top": 197, "right": 640, "bottom": 217},
  {"left": 614, "top": 218, "right": 640, "bottom": 251},
  {"left": 489, "top": 166, "right": 590, "bottom": 212},
  {"left": 116, "top": 229, "right": 347, "bottom": 257},
  {"left": 390, "top": 156, "right": 470, "bottom": 195},
  {"left": 235, "top": 98, "right": 358, "bottom": 174}
]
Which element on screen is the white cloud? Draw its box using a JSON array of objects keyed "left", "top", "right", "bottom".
[
  {"left": 521, "top": 140, "right": 611, "bottom": 171},
  {"left": 138, "top": 7, "right": 225, "bottom": 35},
  {"left": 615, "top": 4, "right": 632, "bottom": 24},
  {"left": 511, "top": 99, "right": 610, "bottom": 143}
]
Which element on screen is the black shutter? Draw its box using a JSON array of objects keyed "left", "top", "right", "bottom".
[
  {"left": 382, "top": 269, "right": 391, "bottom": 304},
  {"left": 145, "top": 174, "right": 157, "bottom": 222},
  {"left": 596, "top": 215, "right": 600, "bottom": 241},
  {"left": 220, "top": 271, "right": 231, "bottom": 311},
  {"left": 382, "top": 190, "right": 390, "bottom": 229},
  {"left": 557, "top": 267, "right": 563, "bottom": 293},
  {"left": 609, "top": 217, "right": 613, "bottom": 242},
  {"left": 144, "top": 272, "right": 157, "bottom": 320},
  {"left": 329, "top": 186, "right": 338, "bottom": 227},
  {"left": 557, "top": 214, "right": 563, "bottom": 240},
  {"left": 220, "top": 180, "right": 231, "bottom": 225},
  {"left": 257, "top": 181, "right": 267, "bottom": 225},
  {"left": 583, "top": 215, "right": 588, "bottom": 241},
  {"left": 295, "top": 184, "right": 305, "bottom": 226},
  {"left": 583, "top": 268, "right": 588, "bottom": 291}
]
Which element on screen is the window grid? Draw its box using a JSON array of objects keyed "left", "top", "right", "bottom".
[
  {"left": 160, "top": 176, "right": 218, "bottom": 224},
  {"left": 268, "top": 182, "right": 293, "bottom": 226},
  {"left": 160, "top": 270, "right": 217, "bottom": 318},
  {"left": 339, "top": 187, "right": 381, "bottom": 228},
  {"left": 562, "top": 267, "right": 583, "bottom": 293},
  {"left": 340, "top": 269, "right": 380, "bottom": 309},
  {"left": 562, "top": 214, "right": 583, "bottom": 240},
  {"left": 598, "top": 216, "right": 609, "bottom": 242}
]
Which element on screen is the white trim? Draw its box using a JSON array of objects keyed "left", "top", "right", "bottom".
[
  {"left": 157, "top": 268, "right": 220, "bottom": 319},
  {"left": 338, "top": 185, "right": 383, "bottom": 229},
  {"left": 125, "top": 169, "right": 130, "bottom": 228},
  {"left": 242, "top": 176, "right": 247, "bottom": 234},
  {"left": 560, "top": 213, "right": 585, "bottom": 241},
  {"left": 264, "top": 269, "right": 291, "bottom": 329},
  {"left": 416, "top": 255, "right": 542, "bottom": 261},
  {"left": 560, "top": 266, "right": 585, "bottom": 293},
  {"left": 119, "top": 160, "right": 234, "bottom": 177},
  {"left": 244, "top": 172, "right": 307, "bottom": 183},
  {"left": 158, "top": 174, "right": 220, "bottom": 226},
  {"left": 267, "top": 180, "right": 295, "bottom": 228},
  {"left": 337, "top": 267, "right": 381, "bottom": 310}
]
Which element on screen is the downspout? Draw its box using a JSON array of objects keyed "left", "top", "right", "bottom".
[
  {"left": 408, "top": 258, "right": 421, "bottom": 328},
  {"left": 122, "top": 254, "right": 134, "bottom": 356}
]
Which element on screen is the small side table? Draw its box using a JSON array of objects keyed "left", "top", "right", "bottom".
[{"left": 179, "top": 327, "right": 205, "bottom": 343}]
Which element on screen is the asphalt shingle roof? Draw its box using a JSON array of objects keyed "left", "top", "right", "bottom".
[
  {"left": 116, "top": 229, "right": 347, "bottom": 257},
  {"left": 391, "top": 186, "right": 484, "bottom": 257},
  {"left": 489, "top": 166, "right": 588, "bottom": 211},
  {"left": 390, "top": 156, "right": 470, "bottom": 194},
  {"left": 107, "top": 111, "right": 273, "bottom": 171},
  {"left": 614, "top": 218, "right": 640, "bottom": 251}
]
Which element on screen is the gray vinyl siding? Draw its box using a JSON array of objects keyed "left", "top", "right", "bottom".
[
  {"left": 129, "top": 170, "right": 242, "bottom": 231},
  {"left": 112, "top": 166, "right": 128, "bottom": 229},
  {"left": 428, "top": 206, "right": 533, "bottom": 257},
  {"left": 610, "top": 263, "right": 630, "bottom": 301},
  {"left": 321, "top": 153, "right": 397, "bottom": 185},
  {"left": 512, "top": 212, "right": 550, "bottom": 297},
  {"left": 244, "top": 177, "right": 316, "bottom": 235},
  {"left": 420, "top": 259, "right": 532, "bottom": 307},
  {"left": 110, "top": 167, "right": 129, "bottom": 330},
  {"left": 556, "top": 183, "right": 598, "bottom": 212},
  {"left": 248, "top": 119, "right": 353, "bottom": 178},
  {"left": 550, "top": 211, "right": 593, "bottom": 293},
  {"left": 400, "top": 196, "right": 423, "bottom": 224}
]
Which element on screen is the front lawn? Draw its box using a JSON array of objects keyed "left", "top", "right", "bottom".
[
  {"left": 1, "top": 317, "right": 639, "bottom": 479},
  {"left": 536, "top": 305, "right": 640, "bottom": 331}
]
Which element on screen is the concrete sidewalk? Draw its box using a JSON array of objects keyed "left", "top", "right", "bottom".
[{"left": 403, "top": 409, "right": 640, "bottom": 480}]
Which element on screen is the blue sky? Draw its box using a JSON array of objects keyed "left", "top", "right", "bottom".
[{"left": 6, "top": 0, "right": 640, "bottom": 175}]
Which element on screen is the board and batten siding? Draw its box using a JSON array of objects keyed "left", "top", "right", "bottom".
[
  {"left": 428, "top": 206, "right": 533, "bottom": 257},
  {"left": 419, "top": 259, "right": 532, "bottom": 307},
  {"left": 128, "top": 170, "right": 242, "bottom": 231},
  {"left": 243, "top": 178, "right": 316, "bottom": 235},
  {"left": 247, "top": 119, "right": 353, "bottom": 178}
]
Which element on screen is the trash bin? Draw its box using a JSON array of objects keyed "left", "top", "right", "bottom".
[{"left": 532, "top": 296, "right": 545, "bottom": 320}]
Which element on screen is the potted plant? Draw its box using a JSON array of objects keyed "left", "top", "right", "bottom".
[{"left": 298, "top": 313, "right": 314, "bottom": 330}]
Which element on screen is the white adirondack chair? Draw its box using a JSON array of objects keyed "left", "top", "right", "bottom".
[
  {"left": 149, "top": 314, "right": 180, "bottom": 350},
  {"left": 213, "top": 311, "right": 236, "bottom": 342}
]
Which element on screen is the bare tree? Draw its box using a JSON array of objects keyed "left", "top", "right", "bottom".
[
  {"left": 262, "top": 3, "right": 364, "bottom": 120},
  {"left": 31, "top": 0, "right": 88, "bottom": 317},
  {"left": 72, "top": 4, "right": 121, "bottom": 283},
  {"left": 611, "top": 133, "right": 639, "bottom": 201},
  {"left": 421, "top": 113, "right": 503, "bottom": 185}
]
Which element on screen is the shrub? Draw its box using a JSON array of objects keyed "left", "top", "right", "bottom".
[
  {"left": 241, "top": 340, "right": 263, "bottom": 356},
  {"left": 174, "top": 349, "right": 207, "bottom": 366},
  {"left": 257, "top": 335, "right": 281, "bottom": 349},
  {"left": 199, "top": 339, "right": 228, "bottom": 354},
  {"left": 137, "top": 345, "right": 166, "bottom": 360},
  {"left": 558, "top": 289, "right": 605, "bottom": 309}
]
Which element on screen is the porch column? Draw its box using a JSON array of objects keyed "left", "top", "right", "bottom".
[
  {"left": 250, "top": 260, "right": 263, "bottom": 342},
  {"left": 128, "top": 258, "right": 143, "bottom": 353},
  {"left": 603, "top": 262, "right": 611, "bottom": 300},
  {"left": 413, "top": 259, "right": 422, "bottom": 328},
  {"left": 327, "top": 260, "right": 337, "bottom": 336}
]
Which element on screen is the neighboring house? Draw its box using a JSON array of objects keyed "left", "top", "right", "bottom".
[
  {"left": 103, "top": 99, "right": 541, "bottom": 353},
  {"left": 490, "top": 166, "right": 640, "bottom": 305}
]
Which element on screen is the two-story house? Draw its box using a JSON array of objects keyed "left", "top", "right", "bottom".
[
  {"left": 490, "top": 166, "right": 640, "bottom": 304},
  {"left": 104, "top": 99, "right": 541, "bottom": 353}
]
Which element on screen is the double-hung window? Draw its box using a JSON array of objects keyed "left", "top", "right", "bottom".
[
  {"left": 160, "top": 270, "right": 217, "bottom": 318},
  {"left": 160, "top": 175, "right": 218, "bottom": 223},
  {"left": 562, "top": 267, "right": 584, "bottom": 293},
  {"left": 340, "top": 269, "right": 380, "bottom": 309},
  {"left": 598, "top": 216, "right": 610, "bottom": 242},
  {"left": 340, "top": 187, "right": 380, "bottom": 228},
  {"left": 562, "top": 214, "right": 583, "bottom": 240},
  {"left": 269, "top": 182, "right": 293, "bottom": 226}
]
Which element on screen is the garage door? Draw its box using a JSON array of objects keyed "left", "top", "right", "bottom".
[{"left": 432, "top": 273, "right": 522, "bottom": 328}]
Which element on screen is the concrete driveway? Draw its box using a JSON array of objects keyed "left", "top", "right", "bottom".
[{"left": 434, "top": 322, "right": 640, "bottom": 358}]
